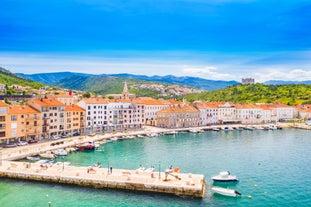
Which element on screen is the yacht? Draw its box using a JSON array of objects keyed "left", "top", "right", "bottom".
[{"left": 211, "top": 171, "right": 238, "bottom": 182}]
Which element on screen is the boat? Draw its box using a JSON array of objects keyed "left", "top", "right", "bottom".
[
  {"left": 211, "top": 171, "right": 238, "bottom": 182},
  {"left": 53, "top": 149, "right": 68, "bottom": 156},
  {"left": 36, "top": 159, "right": 54, "bottom": 165},
  {"left": 269, "top": 124, "right": 277, "bottom": 130},
  {"left": 39, "top": 152, "right": 55, "bottom": 159},
  {"left": 76, "top": 141, "right": 95, "bottom": 151},
  {"left": 26, "top": 156, "right": 40, "bottom": 161},
  {"left": 211, "top": 186, "right": 241, "bottom": 197}
]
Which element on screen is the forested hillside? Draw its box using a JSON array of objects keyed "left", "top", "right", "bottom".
[{"left": 182, "top": 83, "right": 311, "bottom": 105}]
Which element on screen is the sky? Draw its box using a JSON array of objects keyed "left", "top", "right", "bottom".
[{"left": 1, "top": 0, "right": 311, "bottom": 82}]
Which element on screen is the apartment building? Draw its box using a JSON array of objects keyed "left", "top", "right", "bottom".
[
  {"left": 8, "top": 105, "right": 41, "bottom": 142},
  {"left": 193, "top": 101, "right": 219, "bottom": 125},
  {"left": 77, "top": 98, "right": 109, "bottom": 134},
  {"left": 27, "top": 98, "right": 66, "bottom": 139},
  {"left": 0, "top": 101, "right": 9, "bottom": 142},
  {"left": 65, "top": 104, "right": 85, "bottom": 135}
]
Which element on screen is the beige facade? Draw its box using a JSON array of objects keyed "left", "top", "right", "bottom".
[
  {"left": 0, "top": 101, "right": 9, "bottom": 141},
  {"left": 156, "top": 104, "right": 200, "bottom": 128},
  {"left": 65, "top": 104, "right": 85, "bottom": 134},
  {"left": 27, "top": 98, "right": 65, "bottom": 139},
  {"left": 8, "top": 106, "right": 41, "bottom": 141}
]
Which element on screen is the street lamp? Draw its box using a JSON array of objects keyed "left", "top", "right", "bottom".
[{"left": 158, "top": 161, "right": 161, "bottom": 179}]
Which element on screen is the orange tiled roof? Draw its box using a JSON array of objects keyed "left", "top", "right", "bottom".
[
  {"left": 0, "top": 101, "right": 9, "bottom": 107},
  {"left": 8, "top": 105, "right": 40, "bottom": 114},
  {"left": 109, "top": 99, "right": 131, "bottom": 103},
  {"left": 66, "top": 104, "right": 85, "bottom": 112},
  {"left": 83, "top": 98, "right": 109, "bottom": 104},
  {"left": 158, "top": 104, "right": 199, "bottom": 113},
  {"left": 31, "top": 98, "right": 65, "bottom": 106}
]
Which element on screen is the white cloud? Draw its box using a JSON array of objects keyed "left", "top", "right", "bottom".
[
  {"left": 254, "top": 68, "right": 311, "bottom": 82},
  {"left": 182, "top": 66, "right": 234, "bottom": 80}
]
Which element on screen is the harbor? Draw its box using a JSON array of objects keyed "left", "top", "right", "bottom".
[
  {"left": 0, "top": 160, "right": 205, "bottom": 198},
  {"left": 0, "top": 128, "right": 311, "bottom": 206}
]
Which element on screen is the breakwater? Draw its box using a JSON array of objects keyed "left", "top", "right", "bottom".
[{"left": 0, "top": 161, "right": 205, "bottom": 198}]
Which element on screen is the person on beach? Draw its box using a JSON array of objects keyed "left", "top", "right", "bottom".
[{"left": 110, "top": 166, "right": 112, "bottom": 174}]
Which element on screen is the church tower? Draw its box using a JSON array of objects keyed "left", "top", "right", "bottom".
[{"left": 122, "top": 81, "right": 129, "bottom": 99}]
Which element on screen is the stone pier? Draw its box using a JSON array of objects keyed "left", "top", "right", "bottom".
[{"left": 0, "top": 161, "right": 205, "bottom": 198}]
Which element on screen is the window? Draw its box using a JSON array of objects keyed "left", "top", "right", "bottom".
[{"left": 11, "top": 115, "right": 17, "bottom": 121}]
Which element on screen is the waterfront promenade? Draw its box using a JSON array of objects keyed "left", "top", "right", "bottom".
[
  {"left": 0, "top": 123, "right": 297, "bottom": 161},
  {"left": 0, "top": 160, "right": 205, "bottom": 198}
]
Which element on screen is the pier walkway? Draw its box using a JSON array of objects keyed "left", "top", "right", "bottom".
[{"left": 0, "top": 161, "right": 205, "bottom": 198}]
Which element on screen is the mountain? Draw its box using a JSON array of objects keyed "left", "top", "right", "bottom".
[
  {"left": 264, "top": 80, "right": 311, "bottom": 85},
  {"left": 16, "top": 72, "right": 94, "bottom": 85},
  {"left": 0, "top": 67, "right": 44, "bottom": 88},
  {"left": 109, "top": 73, "right": 239, "bottom": 90},
  {"left": 17, "top": 72, "right": 239, "bottom": 91}
]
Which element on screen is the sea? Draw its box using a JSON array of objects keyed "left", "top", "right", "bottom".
[{"left": 1, "top": 128, "right": 311, "bottom": 207}]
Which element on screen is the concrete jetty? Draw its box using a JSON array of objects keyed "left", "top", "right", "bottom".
[{"left": 0, "top": 161, "right": 206, "bottom": 198}]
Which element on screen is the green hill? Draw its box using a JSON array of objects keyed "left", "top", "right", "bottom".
[
  {"left": 182, "top": 83, "right": 311, "bottom": 105},
  {"left": 56, "top": 74, "right": 161, "bottom": 97},
  {"left": 0, "top": 67, "right": 44, "bottom": 88}
]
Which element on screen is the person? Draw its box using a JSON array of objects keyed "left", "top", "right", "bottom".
[
  {"left": 110, "top": 166, "right": 112, "bottom": 174},
  {"left": 169, "top": 165, "right": 173, "bottom": 173}
]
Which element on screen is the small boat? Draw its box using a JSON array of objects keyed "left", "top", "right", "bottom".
[
  {"left": 36, "top": 159, "right": 54, "bottom": 165},
  {"left": 26, "top": 156, "right": 40, "bottom": 161},
  {"left": 269, "top": 124, "right": 277, "bottom": 130},
  {"left": 211, "top": 171, "right": 238, "bottom": 182},
  {"left": 211, "top": 186, "right": 241, "bottom": 197},
  {"left": 53, "top": 149, "right": 68, "bottom": 156}
]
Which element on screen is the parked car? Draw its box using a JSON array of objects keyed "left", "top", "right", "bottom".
[
  {"left": 28, "top": 139, "right": 38, "bottom": 144},
  {"left": 51, "top": 135, "right": 60, "bottom": 140},
  {"left": 61, "top": 133, "right": 68, "bottom": 138},
  {"left": 73, "top": 132, "right": 80, "bottom": 136},
  {"left": 4, "top": 143, "right": 17, "bottom": 148},
  {"left": 17, "top": 141, "right": 28, "bottom": 146}
]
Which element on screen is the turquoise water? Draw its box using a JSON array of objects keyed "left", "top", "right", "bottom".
[{"left": 1, "top": 129, "right": 311, "bottom": 206}]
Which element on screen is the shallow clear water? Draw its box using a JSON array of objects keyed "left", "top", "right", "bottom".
[{"left": 1, "top": 129, "right": 311, "bottom": 206}]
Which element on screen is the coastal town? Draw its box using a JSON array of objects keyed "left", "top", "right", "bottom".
[{"left": 1, "top": 81, "right": 311, "bottom": 147}]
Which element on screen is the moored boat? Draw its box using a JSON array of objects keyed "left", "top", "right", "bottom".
[
  {"left": 211, "top": 171, "right": 238, "bottom": 182},
  {"left": 26, "top": 156, "right": 40, "bottom": 161},
  {"left": 211, "top": 186, "right": 241, "bottom": 197}
]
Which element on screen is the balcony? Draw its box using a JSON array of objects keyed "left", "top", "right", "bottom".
[{"left": 43, "top": 115, "right": 50, "bottom": 119}]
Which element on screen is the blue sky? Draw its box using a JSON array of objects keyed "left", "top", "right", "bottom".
[{"left": 1, "top": 0, "right": 311, "bottom": 82}]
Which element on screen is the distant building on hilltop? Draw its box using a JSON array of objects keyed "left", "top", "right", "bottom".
[{"left": 241, "top": 78, "right": 255, "bottom": 85}]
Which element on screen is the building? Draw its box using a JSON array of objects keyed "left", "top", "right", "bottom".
[
  {"left": 77, "top": 98, "right": 109, "bottom": 134},
  {"left": 65, "top": 104, "right": 85, "bottom": 135},
  {"left": 241, "top": 78, "right": 255, "bottom": 85},
  {"left": 193, "top": 101, "right": 219, "bottom": 125},
  {"left": 235, "top": 103, "right": 262, "bottom": 124},
  {"left": 8, "top": 105, "right": 41, "bottom": 142},
  {"left": 105, "top": 82, "right": 136, "bottom": 100},
  {"left": 27, "top": 98, "right": 66, "bottom": 139},
  {"left": 156, "top": 104, "right": 200, "bottom": 128},
  {"left": 0, "top": 101, "right": 9, "bottom": 143}
]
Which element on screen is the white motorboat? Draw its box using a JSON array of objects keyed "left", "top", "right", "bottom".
[
  {"left": 53, "top": 149, "right": 68, "bottom": 156},
  {"left": 26, "top": 156, "right": 40, "bottom": 161},
  {"left": 211, "top": 171, "right": 238, "bottom": 182},
  {"left": 211, "top": 186, "right": 241, "bottom": 197}
]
